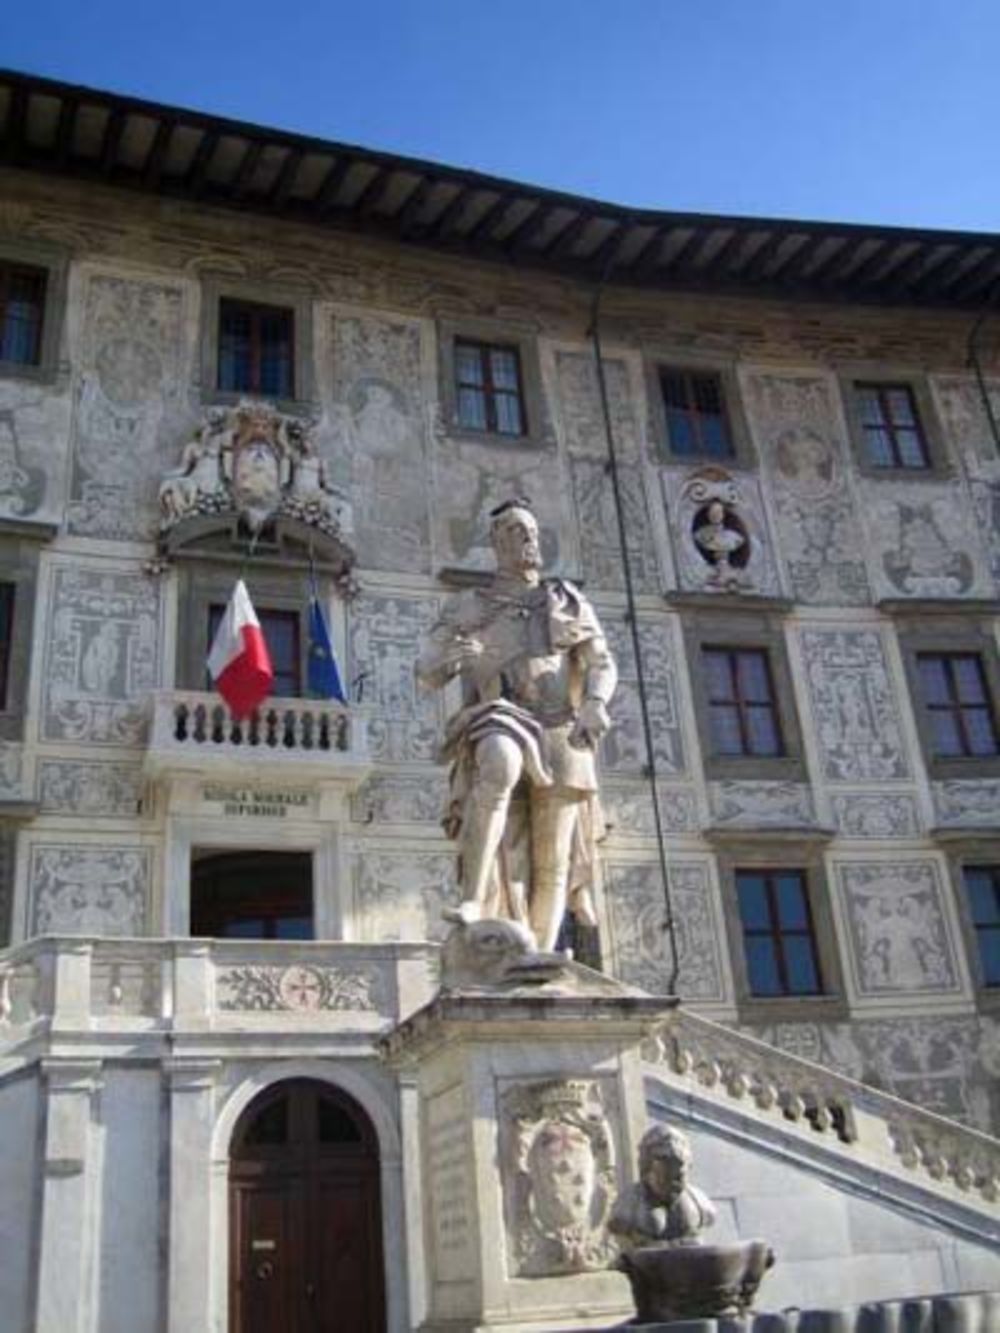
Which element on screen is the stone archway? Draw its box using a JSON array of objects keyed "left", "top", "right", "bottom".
[{"left": 229, "top": 1078, "right": 386, "bottom": 1333}]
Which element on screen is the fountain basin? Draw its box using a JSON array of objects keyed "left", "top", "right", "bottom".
[{"left": 620, "top": 1240, "right": 775, "bottom": 1323}]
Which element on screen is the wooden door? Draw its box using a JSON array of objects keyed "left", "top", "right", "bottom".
[{"left": 230, "top": 1081, "right": 385, "bottom": 1333}]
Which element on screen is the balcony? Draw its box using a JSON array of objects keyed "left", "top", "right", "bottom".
[
  {"left": 0, "top": 936, "right": 438, "bottom": 1049},
  {"left": 145, "top": 689, "right": 372, "bottom": 786}
]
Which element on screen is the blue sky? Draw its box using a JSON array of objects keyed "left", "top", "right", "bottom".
[{"left": 4, "top": 0, "right": 999, "bottom": 231}]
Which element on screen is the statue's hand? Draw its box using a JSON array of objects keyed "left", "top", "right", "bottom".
[{"left": 569, "top": 697, "right": 611, "bottom": 749}]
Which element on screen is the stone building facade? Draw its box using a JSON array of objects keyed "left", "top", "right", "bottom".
[{"left": 0, "top": 71, "right": 998, "bottom": 1333}]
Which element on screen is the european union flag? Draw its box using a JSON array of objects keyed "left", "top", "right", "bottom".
[{"left": 307, "top": 592, "right": 346, "bottom": 702}]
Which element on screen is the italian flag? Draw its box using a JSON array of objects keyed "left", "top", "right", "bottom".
[{"left": 207, "top": 580, "right": 274, "bottom": 719}]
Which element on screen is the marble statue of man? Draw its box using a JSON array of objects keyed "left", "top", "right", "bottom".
[{"left": 417, "top": 499, "right": 617, "bottom": 952}]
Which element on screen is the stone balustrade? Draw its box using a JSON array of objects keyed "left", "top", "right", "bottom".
[
  {"left": 0, "top": 936, "right": 439, "bottom": 1043},
  {"left": 645, "top": 1008, "right": 1000, "bottom": 1219},
  {"left": 145, "top": 689, "right": 371, "bottom": 782}
]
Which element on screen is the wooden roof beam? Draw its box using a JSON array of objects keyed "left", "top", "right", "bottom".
[
  {"left": 353, "top": 167, "right": 393, "bottom": 219},
  {"left": 54, "top": 95, "right": 78, "bottom": 165},
  {"left": 3, "top": 84, "right": 27, "bottom": 161},
  {"left": 467, "top": 192, "right": 516, "bottom": 242},
  {"left": 186, "top": 128, "right": 220, "bottom": 195},
  {"left": 661, "top": 227, "right": 713, "bottom": 277},
  {"left": 709, "top": 227, "right": 753, "bottom": 275},
  {"left": 951, "top": 249, "right": 1000, "bottom": 301},
  {"left": 314, "top": 155, "right": 354, "bottom": 215},
  {"left": 544, "top": 211, "right": 592, "bottom": 260},
  {"left": 842, "top": 239, "right": 894, "bottom": 287},
  {"left": 802, "top": 237, "right": 853, "bottom": 285},
  {"left": 232, "top": 139, "right": 264, "bottom": 195},
  {"left": 504, "top": 203, "right": 551, "bottom": 253},
  {"left": 772, "top": 233, "right": 827, "bottom": 285},
  {"left": 628, "top": 226, "right": 669, "bottom": 278},
  {"left": 743, "top": 229, "right": 790, "bottom": 281},
  {"left": 429, "top": 185, "right": 474, "bottom": 239},
  {"left": 269, "top": 147, "right": 304, "bottom": 207},
  {"left": 917, "top": 245, "right": 988, "bottom": 298},
  {"left": 142, "top": 117, "right": 174, "bottom": 187},
  {"left": 882, "top": 244, "right": 944, "bottom": 296},
  {"left": 99, "top": 109, "right": 127, "bottom": 176},
  {"left": 393, "top": 176, "right": 433, "bottom": 235}
]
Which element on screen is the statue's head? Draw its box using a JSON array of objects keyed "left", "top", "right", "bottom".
[
  {"left": 489, "top": 498, "right": 541, "bottom": 577},
  {"left": 637, "top": 1124, "right": 692, "bottom": 1204}
]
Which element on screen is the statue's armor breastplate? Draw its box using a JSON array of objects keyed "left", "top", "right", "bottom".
[{"left": 470, "top": 595, "right": 578, "bottom": 724}]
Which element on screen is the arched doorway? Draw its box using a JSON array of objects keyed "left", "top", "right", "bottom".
[{"left": 229, "top": 1079, "right": 385, "bottom": 1333}]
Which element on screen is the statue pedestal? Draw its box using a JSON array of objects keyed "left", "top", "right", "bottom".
[{"left": 381, "top": 977, "right": 676, "bottom": 1333}]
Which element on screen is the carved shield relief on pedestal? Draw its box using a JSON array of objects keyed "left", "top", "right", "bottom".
[{"left": 498, "top": 1078, "right": 618, "bottom": 1277}]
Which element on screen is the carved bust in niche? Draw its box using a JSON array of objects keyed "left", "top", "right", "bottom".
[{"left": 680, "top": 467, "right": 753, "bottom": 591}]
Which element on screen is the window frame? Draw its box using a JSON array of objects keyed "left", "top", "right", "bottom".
[
  {"left": 437, "top": 317, "right": 551, "bottom": 449},
  {"left": 178, "top": 565, "right": 314, "bottom": 699},
  {"left": 839, "top": 366, "right": 950, "bottom": 479},
  {"left": 453, "top": 336, "right": 527, "bottom": 438},
  {"left": 716, "top": 841, "right": 846, "bottom": 1021},
  {"left": 659, "top": 365, "right": 736, "bottom": 461},
  {"left": 0, "top": 262, "right": 47, "bottom": 369},
  {"left": 736, "top": 866, "right": 824, "bottom": 998},
  {"left": 915, "top": 651, "right": 999, "bottom": 761},
  {"left": 703, "top": 644, "right": 785, "bottom": 760},
  {"left": 897, "top": 615, "right": 1000, "bottom": 780},
  {"left": 0, "top": 531, "right": 51, "bottom": 741},
  {"left": 944, "top": 844, "right": 1000, "bottom": 1013},
  {"left": 208, "top": 602, "right": 303, "bottom": 699},
  {"left": 216, "top": 297, "right": 296, "bottom": 401},
  {"left": 199, "top": 274, "right": 315, "bottom": 411},
  {"left": 646, "top": 352, "right": 755, "bottom": 468},
  {"left": 0, "top": 240, "right": 70, "bottom": 385},
  {"left": 683, "top": 609, "right": 806, "bottom": 781}
]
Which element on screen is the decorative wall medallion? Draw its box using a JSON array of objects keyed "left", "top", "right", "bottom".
[
  {"left": 0, "top": 397, "right": 47, "bottom": 516},
  {"left": 744, "top": 373, "right": 870, "bottom": 604},
  {"left": 38, "top": 759, "right": 145, "bottom": 817},
  {"left": 41, "top": 566, "right": 161, "bottom": 747},
  {"left": 603, "top": 619, "right": 685, "bottom": 775},
  {"left": 28, "top": 846, "right": 150, "bottom": 936},
  {"left": 328, "top": 313, "right": 431, "bottom": 571},
  {"left": 348, "top": 594, "right": 442, "bottom": 762},
  {"left": 216, "top": 963, "right": 380, "bottom": 1012},
  {"left": 835, "top": 861, "right": 960, "bottom": 997},
  {"left": 67, "top": 274, "right": 187, "bottom": 539},
  {"left": 800, "top": 629, "right": 910, "bottom": 781},
  {"left": 878, "top": 499, "right": 974, "bottom": 597},
  {"left": 831, "top": 793, "right": 921, "bottom": 838},
  {"left": 602, "top": 783, "right": 698, "bottom": 837},
  {"left": 933, "top": 780, "right": 1000, "bottom": 828},
  {"left": 709, "top": 781, "right": 816, "bottom": 828},
  {"left": 352, "top": 849, "right": 458, "bottom": 941},
  {"left": 606, "top": 860, "right": 725, "bottom": 1001},
  {"left": 499, "top": 1079, "right": 618, "bottom": 1276},
  {"left": 350, "top": 772, "right": 448, "bottom": 825}
]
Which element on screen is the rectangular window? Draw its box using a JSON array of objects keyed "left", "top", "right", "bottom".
[
  {"left": 963, "top": 867, "right": 1000, "bottom": 987},
  {"left": 917, "top": 652, "right": 999, "bottom": 758},
  {"left": 454, "top": 339, "right": 525, "bottom": 436},
  {"left": 209, "top": 606, "right": 301, "bottom": 699},
  {"left": 0, "top": 583, "right": 13, "bottom": 710},
  {"left": 218, "top": 299, "right": 294, "bottom": 398},
  {"left": 855, "top": 382, "right": 929, "bottom": 469},
  {"left": 0, "top": 262, "right": 47, "bottom": 367},
  {"left": 660, "top": 367, "right": 734, "bottom": 459},
  {"left": 704, "top": 647, "right": 782, "bottom": 757},
  {"left": 737, "top": 869, "right": 823, "bottom": 996}
]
